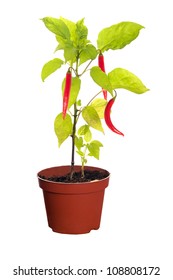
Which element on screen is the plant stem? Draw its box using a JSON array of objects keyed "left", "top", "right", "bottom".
[
  {"left": 79, "top": 59, "right": 93, "bottom": 77},
  {"left": 81, "top": 160, "right": 85, "bottom": 178},
  {"left": 86, "top": 90, "right": 102, "bottom": 106},
  {"left": 81, "top": 145, "right": 87, "bottom": 178},
  {"left": 70, "top": 103, "right": 78, "bottom": 179},
  {"left": 70, "top": 53, "right": 80, "bottom": 179},
  {"left": 70, "top": 55, "right": 98, "bottom": 179},
  {"left": 75, "top": 90, "right": 102, "bottom": 124}
]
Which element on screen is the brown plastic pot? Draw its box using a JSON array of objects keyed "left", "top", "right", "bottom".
[{"left": 37, "top": 165, "right": 110, "bottom": 234}]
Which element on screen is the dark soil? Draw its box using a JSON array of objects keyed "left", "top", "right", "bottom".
[{"left": 40, "top": 169, "right": 109, "bottom": 183}]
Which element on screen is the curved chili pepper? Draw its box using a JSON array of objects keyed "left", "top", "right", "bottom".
[
  {"left": 98, "top": 53, "right": 107, "bottom": 100},
  {"left": 104, "top": 97, "right": 124, "bottom": 136},
  {"left": 62, "top": 69, "right": 72, "bottom": 119}
]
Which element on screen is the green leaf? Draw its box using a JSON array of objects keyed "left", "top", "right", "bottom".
[
  {"left": 41, "top": 17, "right": 70, "bottom": 39},
  {"left": 75, "top": 18, "right": 88, "bottom": 48},
  {"left": 76, "top": 150, "right": 84, "bottom": 157},
  {"left": 97, "top": 21, "right": 144, "bottom": 52},
  {"left": 75, "top": 136, "right": 83, "bottom": 150},
  {"left": 55, "top": 40, "right": 77, "bottom": 63},
  {"left": 42, "top": 17, "right": 77, "bottom": 63},
  {"left": 84, "top": 128, "right": 92, "bottom": 142},
  {"left": 63, "top": 44, "right": 77, "bottom": 63},
  {"left": 41, "top": 58, "right": 64, "bottom": 81},
  {"left": 91, "top": 140, "right": 103, "bottom": 147},
  {"left": 62, "top": 77, "right": 81, "bottom": 108},
  {"left": 90, "top": 98, "right": 107, "bottom": 118},
  {"left": 77, "top": 125, "right": 92, "bottom": 142},
  {"left": 82, "top": 106, "right": 104, "bottom": 133},
  {"left": 54, "top": 113, "right": 72, "bottom": 147},
  {"left": 87, "top": 140, "right": 103, "bottom": 160},
  {"left": 108, "top": 68, "right": 149, "bottom": 94},
  {"left": 76, "top": 100, "right": 82, "bottom": 106},
  {"left": 90, "top": 66, "right": 113, "bottom": 94},
  {"left": 79, "top": 44, "right": 97, "bottom": 65},
  {"left": 78, "top": 125, "right": 89, "bottom": 136},
  {"left": 58, "top": 17, "right": 88, "bottom": 52},
  {"left": 60, "top": 17, "right": 76, "bottom": 42}
]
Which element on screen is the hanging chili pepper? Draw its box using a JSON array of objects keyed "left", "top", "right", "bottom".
[
  {"left": 104, "top": 97, "right": 124, "bottom": 136},
  {"left": 62, "top": 69, "right": 72, "bottom": 119},
  {"left": 98, "top": 52, "right": 107, "bottom": 100}
]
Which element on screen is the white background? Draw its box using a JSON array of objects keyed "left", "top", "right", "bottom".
[{"left": 1, "top": 0, "right": 173, "bottom": 279}]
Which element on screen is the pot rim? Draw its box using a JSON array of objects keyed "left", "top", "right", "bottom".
[{"left": 37, "top": 165, "right": 110, "bottom": 185}]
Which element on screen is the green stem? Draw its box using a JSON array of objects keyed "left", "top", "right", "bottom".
[
  {"left": 70, "top": 55, "right": 100, "bottom": 179},
  {"left": 75, "top": 90, "right": 102, "bottom": 124},
  {"left": 70, "top": 53, "right": 80, "bottom": 179},
  {"left": 81, "top": 145, "right": 87, "bottom": 178},
  {"left": 79, "top": 59, "right": 93, "bottom": 77},
  {"left": 86, "top": 90, "right": 102, "bottom": 106},
  {"left": 70, "top": 102, "right": 78, "bottom": 179},
  {"left": 81, "top": 160, "right": 85, "bottom": 178}
]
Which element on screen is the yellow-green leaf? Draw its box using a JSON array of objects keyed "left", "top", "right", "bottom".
[
  {"left": 108, "top": 68, "right": 149, "bottom": 94},
  {"left": 54, "top": 113, "right": 72, "bottom": 147},
  {"left": 41, "top": 58, "right": 64, "bottom": 82},
  {"left": 79, "top": 44, "right": 97, "bottom": 65},
  {"left": 97, "top": 21, "right": 144, "bottom": 52},
  {"left": 78, "top": 125, "right": 89, "bottom": 136},
  {"left": 75, "top": 136, "right": 83, "bottom": 150},
  {"left": 90, "top": 98, "right": 107, "bottom": 118},
  {"left": 41, "top": 17, "right": 70, "bottom": 39},
  {"left": 82, "top": 106, "right": 104, "bottom": 133},
  {"left": 78, "top": 125, "right": 92, "bottom": 142},
  {"left": 60, "top": 17, "right": 76, "bottom": 42},
  {"left": 84, "top": 128, "right": 92, "bottom": 142},
  {"left": 75, "top": 18, "right": 88, "bottom": 48},
  {"left": 90, "top": 66, "right": 113, "bottom": 94},
  {"left": 87, "top": 140, "right": 103, "bottom": 160}
]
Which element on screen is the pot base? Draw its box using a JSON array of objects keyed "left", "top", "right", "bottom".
[
  {"left": 43, "top": 188, "right": 105, "bottom": 234},
  {"left": 52, "top": 226, "right": 100, "bottom": 234}
]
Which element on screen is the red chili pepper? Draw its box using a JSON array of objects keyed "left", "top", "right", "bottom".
[
  {"left": 104, "top": 97, "right": 124, "bottom": 136},
  {"left": 98, "top": 53, "right": 107, "bottom": 100},
  {"left": 98, "top": 53, "right": 105, "bottom": 72},
  {"left": 62, "top": 69, "right": 72, "bottom": 119}
]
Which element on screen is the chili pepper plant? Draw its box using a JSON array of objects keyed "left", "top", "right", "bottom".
[{"left": 41, "top": 17, "right": 149, "bottom": 181}]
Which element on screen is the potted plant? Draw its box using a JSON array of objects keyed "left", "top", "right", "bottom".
[{"left": 37, "top": 16, "right": 149, "bottom": 234}]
